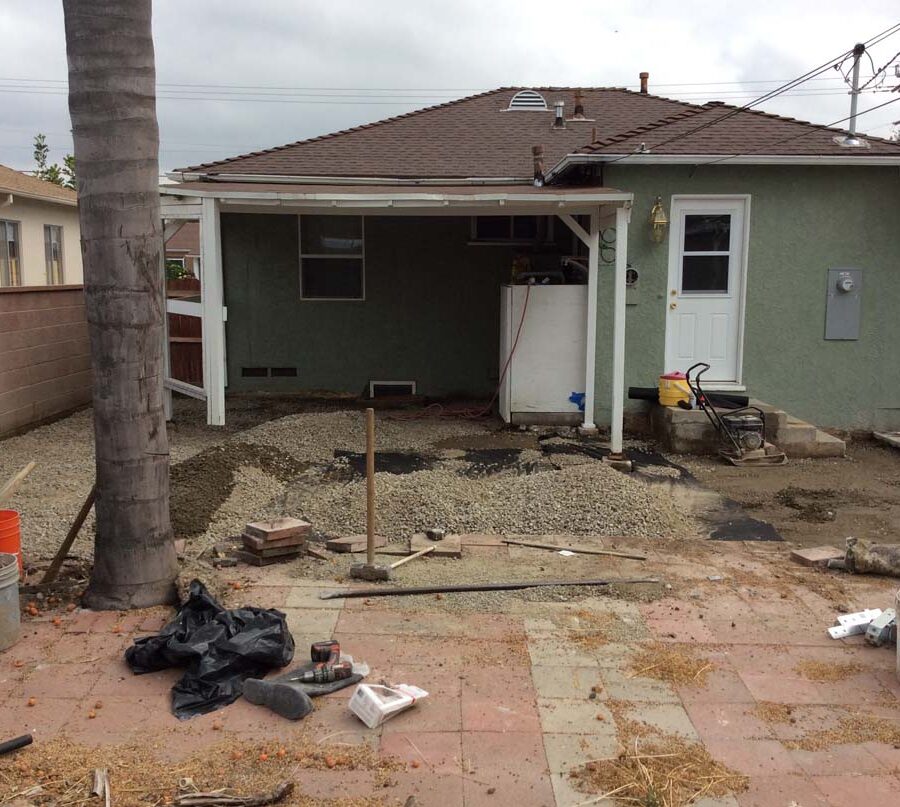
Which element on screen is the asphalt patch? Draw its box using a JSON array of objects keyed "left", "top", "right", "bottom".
[{"left": 333, "top": 449, "right": 434, "bottom": 477}]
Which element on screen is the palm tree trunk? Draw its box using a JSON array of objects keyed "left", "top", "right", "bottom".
[{"left": 64, "top": 0, "right": 177, "bottom": 609}]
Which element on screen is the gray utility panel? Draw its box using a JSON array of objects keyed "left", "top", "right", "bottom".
[{"left": 825, "top": 267, "right": 862, "bottom": 340}]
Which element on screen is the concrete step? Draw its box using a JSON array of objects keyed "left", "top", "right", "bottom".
[
  {"left": 776, "top": 420, "right": 818, "bottom": 445},
  {"left": 782, "top": 429, "right": 846, "bottom": 459}
]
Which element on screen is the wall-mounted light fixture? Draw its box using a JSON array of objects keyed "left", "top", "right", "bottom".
[{"left": 649, "top": 196, "right": 668, "bottom": 243}]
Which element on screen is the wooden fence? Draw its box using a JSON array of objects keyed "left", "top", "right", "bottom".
[
  {"left": 0, "top": 285, "right": 92, "bottom": 437},
  {"left": 167, "top": 277, "right": 203, "bottom": 386}
]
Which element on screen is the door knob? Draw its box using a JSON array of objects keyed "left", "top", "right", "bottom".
[{"left": 669, "top": 302, "right": 677, "bottom": 310}]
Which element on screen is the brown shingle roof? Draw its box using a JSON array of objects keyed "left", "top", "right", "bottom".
[
  {"left": 0, "top": 164, "right": 77, "bottom": 204},
  {"left": 577, "top": 102, "right": 900, "bottom": 158},
  {"left": 179, "top": 88, "right": 696, "bottom": 179}
]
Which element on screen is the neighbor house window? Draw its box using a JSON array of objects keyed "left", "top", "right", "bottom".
[
  {"left": 44, "top": 225, "right": 64, "bottom": 285},
  {"left": 470, "top": 215, "right": 551, "bottom": 244},
  {"left": 0, "top": 220, "right": 21, "bottom": 287},
  {"left": 299, "top": 216, "right": 364, "bottom": 299}
]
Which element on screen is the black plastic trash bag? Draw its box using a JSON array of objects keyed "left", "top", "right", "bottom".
[{"left": 125, "top": 579, "right": 295, "bottom": 719}]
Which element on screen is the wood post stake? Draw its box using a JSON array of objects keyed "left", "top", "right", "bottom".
[{"left": 365, "top": 408, "right": 375, "bottom": 567}]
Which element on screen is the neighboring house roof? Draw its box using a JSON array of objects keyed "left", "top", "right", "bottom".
[
  {"left": 165, "top": 220, "right": 200, "bottom": 254},
  {"left": 177, "top": 88, "right": 695, "bottom": 179},
  {"left": 0, "top": 163, "right": 77, "bottom": 205},
  {"left": 573, "top": 102, "right": 900, "bottom": 159}
]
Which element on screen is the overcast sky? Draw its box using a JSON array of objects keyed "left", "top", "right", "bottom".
[{"left": 1, "top": 1, "right": 898, "bottom": 173}]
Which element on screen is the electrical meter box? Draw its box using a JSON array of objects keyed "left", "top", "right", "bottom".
[{"left": 825, "top": 267, "right": 862, "bottom": 340}]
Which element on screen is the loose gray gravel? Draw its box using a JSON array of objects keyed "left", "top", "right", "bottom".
[{"left": 0, "top": 405, "right": 697, "bottom": 563}]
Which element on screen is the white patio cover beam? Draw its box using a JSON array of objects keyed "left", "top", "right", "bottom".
[
  {"left": 200, "top": 197, "right": 226, "bottom": 426},
  {"left": 610, "top": 204, "right": 631, "bottom": 455}
]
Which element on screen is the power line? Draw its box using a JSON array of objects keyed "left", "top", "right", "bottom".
[
  {"left": 699, "top": 95, "right": 900, "bottom": 166},
  {"left": 602, "top": 22, "right": 900, "bottom": 164}
]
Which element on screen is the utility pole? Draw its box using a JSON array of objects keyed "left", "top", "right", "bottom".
[{"left": 847, "top": 42, "right": 865, "bottom": 139}]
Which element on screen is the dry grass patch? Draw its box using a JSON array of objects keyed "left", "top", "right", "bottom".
[
  {"left": 754, "top": 701, "right": 795, "bottom": 724},
  {"left": 0, "top": 735, "right": 403, "bottom": 807},
  {"left": 628, "top": 643, "right": 715, "bottom": 686},
  {"left": 794, "top": 659, "right": 863, "bottom": 683},
  {"left": 570, "top": 733, "right": 748, "bottom": 807},
  {"left": 786, "top": 712, "right": 900, "bottom": 751}
]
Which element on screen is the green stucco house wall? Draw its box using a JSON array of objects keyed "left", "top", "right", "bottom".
[{"left": 220, "top": 164, "right": 899, "bottom": 431}]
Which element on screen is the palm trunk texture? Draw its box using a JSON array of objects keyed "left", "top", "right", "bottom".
[{"left": 64, "top": 0, "right": 178, "bottom": 609}]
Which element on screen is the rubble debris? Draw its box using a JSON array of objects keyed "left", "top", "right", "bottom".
[
  {"left": 794, "top": 659, "right": 863, "bottom": 682},
  {"left": 864, "top": 608, "right": 897, "bottom": 647},
  {"left": 349, "top": 683, "right": 429, "bottom": 728},
  {"left": 125, "top": 580, "right": 294, "bottom": 719},
  {"left": 320, "top": 576, "right": 660, "bottom": 600},
  {"left": 845, "top": 537, "right": 900, "bottom": 577},
  {"left": 789, "top": 545, "right": 844, "bottom": 567},
  {"left": 827, "top": 608, "right": 882, "bottom": 639},
  {"left": 174, "top": 781, "right": 294, "bottom": 807}
]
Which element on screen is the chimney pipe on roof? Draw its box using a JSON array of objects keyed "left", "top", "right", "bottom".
[
  {"left": 573, "top": 90, "right": 585, "bottom": 119},
  {"left": 639, "top": 72, "right": 649, "bottom": 94},
  {"left": 532, "top": 145, "right": 545, "bottom": 187},
  {"left": 553, "top": 100, "right": 565, "bottom": 128}
]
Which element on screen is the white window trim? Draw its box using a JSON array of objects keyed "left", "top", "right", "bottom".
[
  {"left": 166, "top": 256, "right": 186, "bottom": 268},
  {"left": 298, "top": 215, "right": 366, "bottom": 301},
  {"left": 664, "top": 194, "right": 751, "bottom": 387},
  {"left": 0, "top": 218, "right": 22, "bottom": 287}
]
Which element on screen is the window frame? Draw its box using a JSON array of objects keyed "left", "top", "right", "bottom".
[
  {"left": 468, "top": 215, "right": 554, "bottom": 246},
  {"left": 676, "top": 212, "right": 735, "bottom": 298},
  {"left": 298, "top": 215, "right": 365, "bottom": 301},
  {"left": 44, "top": 224, "right": 65, "bottom": 285},
  {"left": 0, "top": 219, "right": 22, "bottom": 287}
]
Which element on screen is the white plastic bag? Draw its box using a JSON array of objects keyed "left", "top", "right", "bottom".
[{"left": 348, "top": 683, "right": 429, "bottom": 728}]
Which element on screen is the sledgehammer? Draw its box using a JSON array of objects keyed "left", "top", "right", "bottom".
[{"left": 351, "top": 545, "right": 435, "bottom": 582}]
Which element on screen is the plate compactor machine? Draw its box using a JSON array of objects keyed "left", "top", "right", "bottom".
[{"left": 683, "top": 362, "right": 787, "bottom": 467}]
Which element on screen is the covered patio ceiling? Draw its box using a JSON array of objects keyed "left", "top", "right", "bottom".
[{"left": 159, "top": 182, "right": 633, "bottom": 462}]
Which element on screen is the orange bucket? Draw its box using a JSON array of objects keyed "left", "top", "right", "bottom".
[{"left": 0, "top": 510, "right": 23, "bottom": 576}]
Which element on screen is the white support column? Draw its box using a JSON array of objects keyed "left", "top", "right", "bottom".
[
  {"left": 200, "top": 197, "right": 226, "bottom": 426},
  {"left": 159, "top": 222, "right": 173, "bottom": 421},
  {"left": 581, "top": 210, "right": 601, "bottom": 433},
  {"left": 610, "top": 204, "right": 631, "bottom": 455}
]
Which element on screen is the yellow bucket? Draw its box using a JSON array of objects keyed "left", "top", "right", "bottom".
[{"left": 658, "top": 372, "right": 691, "bottom": 407}]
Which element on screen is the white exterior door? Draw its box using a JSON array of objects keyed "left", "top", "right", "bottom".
[{"left": 664, "top": 196, "right": 749, "bottom": 384}]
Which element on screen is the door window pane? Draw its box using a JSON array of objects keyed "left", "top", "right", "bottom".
[
  {"left": 682, "top": 255, "right": 729, "bottom": 293},
  {"left": 301, "top": 258, "right": 364, "bottom": 299},
  {"left": 683, "top": 214, "right": 731, "bottom": 252},
  {"left": 300, "top": 216, "right": 363, "bottom": 254},
  {"left": 474, "top": 216, "right": 511, "bottom": 240}
]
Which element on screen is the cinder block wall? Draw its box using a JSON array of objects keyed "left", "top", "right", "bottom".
[{"left": 0, "top": 286, "right": 92, "bottom": 436}]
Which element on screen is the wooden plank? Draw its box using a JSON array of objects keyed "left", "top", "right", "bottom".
[
  {"left": 326, "top": 534, "right": 387, "bottom": 553},
  {"left": 242, "top": 532, "right": 306, "bottom": 552},
  {"left": 244, "top": 517, "right": 311, "bottom": 542},
  {"left": 0, "top": 461, "right": 36, "bottom": 506},
  {"left": 501, "top": 538, "right": 646, "bottom": 560},
  {"left": 410, "top": 532, "right": 462, "bottom": 558},
  {"left": 235, "top": 549, "right": 300, "bottom": 567}
]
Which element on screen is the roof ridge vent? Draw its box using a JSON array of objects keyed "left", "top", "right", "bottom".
[{"left": 507, "top": 90, "right": 548, "bottom": 111}]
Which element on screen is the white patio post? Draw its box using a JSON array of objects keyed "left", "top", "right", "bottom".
[
  {"left": 582, "top": 209, "right": 601, "bottom": 433},
  {"left": 200, "top": 197, "right": 226, "bottom": 426},
  {"left": 610, "top": 204, "right": 631, "bottom": 456},
  {"left": 160, "top": 220, "right": 174, "bottom": 421}
]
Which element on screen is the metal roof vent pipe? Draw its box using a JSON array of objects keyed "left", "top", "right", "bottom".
[
  {"left": 639, "top": 72, "right": 649, "bottom": 94},
  {"left": 532, "top": 145, "right": 545, "bottom": 187},
  {"left": 553, "top": 100, "right": 565, "bottom": 128}
]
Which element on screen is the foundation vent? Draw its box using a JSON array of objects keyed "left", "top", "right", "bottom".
[{"left": 369, "top": 380, "right": 417, "bottom": 398}]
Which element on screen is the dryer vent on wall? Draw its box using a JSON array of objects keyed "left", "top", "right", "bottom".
[{"left": 369, "top": 380, "right": 417, "bottom": 398}]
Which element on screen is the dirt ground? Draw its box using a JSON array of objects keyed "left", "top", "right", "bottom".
[{"left": 681, "top": 439, "right": 900, "bottom": 549}]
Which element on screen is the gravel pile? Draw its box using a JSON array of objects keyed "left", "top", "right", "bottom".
[{"left": 290, "top": 462, "right": 693, "bottom": 540}]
